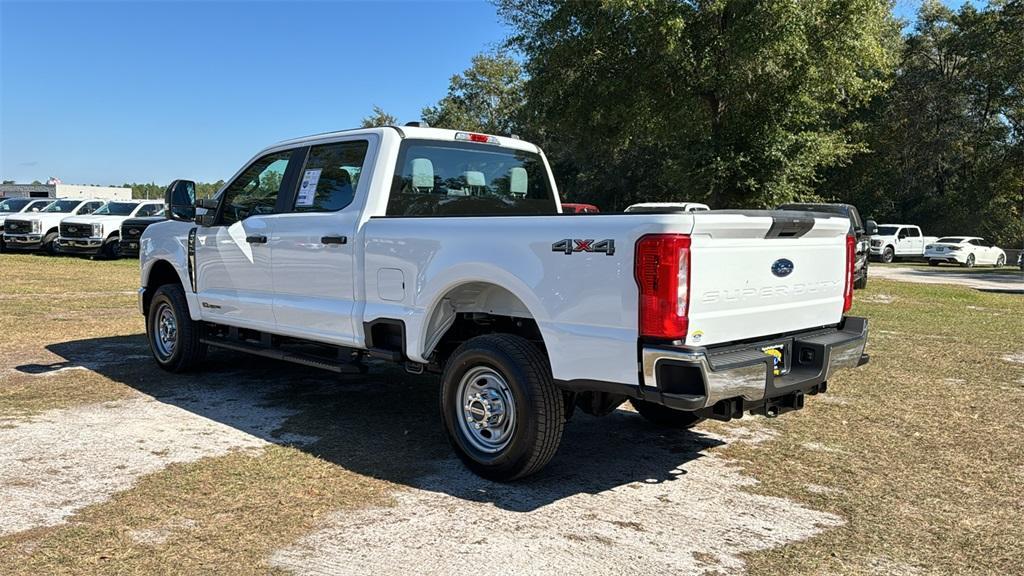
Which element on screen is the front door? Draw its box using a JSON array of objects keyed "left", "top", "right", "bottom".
[
  {"left": 271, "top": 137, "right": 375, "bottom": 346},
  {"left": 195, "top": 149, "right": 298, "bottom": 330}
]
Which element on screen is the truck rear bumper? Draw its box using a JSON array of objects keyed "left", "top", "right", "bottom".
[{"left": 640, "top": 316, "right": 868, "bottom": 418}]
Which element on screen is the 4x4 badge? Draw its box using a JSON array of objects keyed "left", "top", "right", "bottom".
[{"left": 552, "top": 238, "right": 615, "bottom": 256}]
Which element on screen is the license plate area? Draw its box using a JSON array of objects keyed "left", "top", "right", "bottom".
[{"left": 761, "top": 343, "right": 790, "bottom": 376}]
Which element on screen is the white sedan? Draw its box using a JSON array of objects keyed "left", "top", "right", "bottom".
[{"left": 925, "top": 236, "right": 1006, "bottom": 268}]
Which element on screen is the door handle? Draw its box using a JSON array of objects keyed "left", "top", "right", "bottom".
[
  {"left": 246, "top": 235, "right": 268, "bottom": 244},
  {"left": 321, "top": 235, "right": 348, "bottom": 245}
]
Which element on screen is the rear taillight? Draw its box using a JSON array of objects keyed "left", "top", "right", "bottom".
[
  {"left": 843, "top": 234, "right": 855, "bottom": 312},
  {"left": 635, "top": 234, "right": 691, "bottom": 340}
]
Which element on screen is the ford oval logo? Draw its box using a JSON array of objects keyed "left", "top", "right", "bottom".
[{"left": 771, "top": 258, "right": 794, "bottom": 277}]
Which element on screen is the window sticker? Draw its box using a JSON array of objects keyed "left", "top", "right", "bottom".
[{"left": 297, "top": 169, "right": 322, "bottom": 207}]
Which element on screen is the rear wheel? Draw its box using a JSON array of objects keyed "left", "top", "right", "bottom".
[
  {"left": 928, "top": 259, "right": 939, "bottom": 266},
  {"left": 995, "top": 255, "right": 1005, "bottom": 267},
  {"left": 147, "top": 283, "right": 206, "bottom": 372},
  {"left": 630, "top": 399, "right": 705, "bottom": 429},
  {"left": 881, "top": 246, "right": 895, "bottom": 263},
  {"left": 440, "top": 333, "right": 564, "bottom": 481}
]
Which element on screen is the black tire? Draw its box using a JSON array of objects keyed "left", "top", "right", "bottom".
[
  {"left": 147, "top": 283, "right": 206, "bottom": 372},
  {"left": 881, "top": 246, "right": 895, "bottom": 263},
  {"left": 440, "top": 333, "right": 565, "bottom": 481},
  {"left": 928, "top": 260, "right": 939, "bottom": 266},
  {"left": 962, "top": 254, "right": 975, "bottom": 268},
  {"left": 100, "top": 237, "right": 121, "bottom": 259},
  {"left": 853, "top": 271, "right": 868, "bottom": 289},
  {"left": 41, "top": 232, "right": 59, "bottom": 255},
  {"left": 630, "top": 399, "right": 705, "bottom": 429},
  {"left": 995, "top": 255, "right": 1005, "bottom": 268}
]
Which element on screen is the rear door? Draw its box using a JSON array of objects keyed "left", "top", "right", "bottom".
[
  {"left": 271, "top": 137, "right": 375, "bottom": 346},
  {"left": 195, "top": 148, "right": 302, "bottom": 330},
  {"left": 686, "top": 212, "right": 850, "bottom": 347}
]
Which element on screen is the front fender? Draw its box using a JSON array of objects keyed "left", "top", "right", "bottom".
[{"left": 140, "top": 220, "right": 201, "bottom": 321}]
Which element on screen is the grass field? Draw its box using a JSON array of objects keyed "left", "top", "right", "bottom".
[
  {"left": 1, "top": 253, "right": 1022, "bottom": 575},
  {"left": 879, "top": 260, "right": 1023, "bottom": 275}
]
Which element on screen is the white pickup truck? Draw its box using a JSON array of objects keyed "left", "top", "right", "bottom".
[
  {"left": 139, "top": 125, "right": 869, "bottom": 480},
  {"left": 3, "top": 198, "right": 106, "bottom": 254},
  {"left": 869, "top": 224, "right": 938, "bottom": 263}
]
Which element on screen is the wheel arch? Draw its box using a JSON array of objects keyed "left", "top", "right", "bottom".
[
  {"left": 419, "top": 280, "right": 548, "bottom": 367},
  {"left": 141, "top": 258, "right": 199, "bottom": 320}
]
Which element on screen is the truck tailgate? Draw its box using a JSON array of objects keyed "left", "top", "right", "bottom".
[{"left": 686, "top": 212, "right": 850, "bottom": 347}]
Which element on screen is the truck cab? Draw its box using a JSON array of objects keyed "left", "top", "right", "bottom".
[{"left": 139, "top": 125, "right": 869, "bottom": 480}]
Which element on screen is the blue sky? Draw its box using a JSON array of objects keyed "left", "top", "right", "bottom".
[{"left": 0, "top": 0, "right": 983, "bottom": 185}]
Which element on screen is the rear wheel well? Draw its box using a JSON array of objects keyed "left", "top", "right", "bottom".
[
  {"left": 432, "top": 313, "right": 544, "bottom": 370},
  {"left": 143, "top": 260, "right": 182, "bottom": 314}
]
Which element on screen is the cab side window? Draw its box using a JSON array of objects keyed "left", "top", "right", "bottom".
[
  {"left": 293, "top": 141, "right": 369, "bottom": 212},
  {"left": 219, "top": 151, "right": 292, "bottom": 225},
  {"left": 136, "top": 204, "right": 162, "bottom": 217},
  {"left": 79, "top": 202, "right": 102, "bottom": 215}
]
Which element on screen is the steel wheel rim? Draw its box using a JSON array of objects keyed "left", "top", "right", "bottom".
[
  {"left": 154, "top": 302, "right": 178, "bottom": 359},
  {"left": 456, "top": 366, "right": 517, "bottom": 453}
]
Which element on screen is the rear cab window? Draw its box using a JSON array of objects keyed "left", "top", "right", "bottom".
[
  {"left": 293, "top": 141, "right": 369, "bottom": 212},
  {"left": 386, "top": 140, "right": 557, "bottom": 216}
]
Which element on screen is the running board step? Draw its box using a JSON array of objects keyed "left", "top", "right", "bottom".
[{"left": 200, "top": 338, "right": 364, "bottom": 374}]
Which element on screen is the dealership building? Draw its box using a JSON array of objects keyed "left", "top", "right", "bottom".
[{"left": 0, "top": 183, "right": 132, "bottom": 201}]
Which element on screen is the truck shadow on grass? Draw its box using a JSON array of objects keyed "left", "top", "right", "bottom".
[{"left": 24, "top": 335, "right": 725, "bottom": 513}]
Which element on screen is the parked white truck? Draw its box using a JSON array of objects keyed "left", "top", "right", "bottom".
[
  {"left": 58, "top": 199, "right": 164, "bottom": 258},
  {"left": 139, "top": 125, "right": 869, "bottom": 480},
  {"left": 869, "top": 224, "right": 938, "bottom": 263},
  {"left": 3, "top": 198, "right": 106, "bottom": 254}
]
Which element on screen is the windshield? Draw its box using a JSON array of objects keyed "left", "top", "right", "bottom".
[
  {"left": 93, "top": 202, "right": 137, "bottom": 216},
  {"left": 937, "top": 237, "right": 965, "bottom": 244},
  {"left": 42, "top": 200, "right": 81, "bottom": 213},
  {"left": 875, "top": 226, "right": 899, "bottom": 235},
  {"left": 0, "top": 198, "right": 33, "bottom": 213},
  {"left": 387, "top": 140, "right": 557, "bottom": 216}
]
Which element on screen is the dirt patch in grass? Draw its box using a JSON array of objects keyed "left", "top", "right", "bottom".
[
  {"left": 702, "top": 279, "right": 1024, "bottom": 575},
  {"left": 0, "top": 446, "right": 394, "bottom": 575}
]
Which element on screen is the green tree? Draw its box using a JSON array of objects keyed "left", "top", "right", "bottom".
[
  {"left": 360, "top": 105, "right": 398, "bottom": 128},
  {"left": 422, "top": 53, "right": 526, "bottom": 135},
  {"left": 496, "top": 0, "right": 900, "bottom": 209},
  {"left": 821, "top": 0, "right": 1023, "bottom": 246}
]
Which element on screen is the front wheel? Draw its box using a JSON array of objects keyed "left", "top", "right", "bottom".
[
  {"left": 41, "top": 232, "right": 59, "bottom": 255},
  {"left": 147, "top": 284, "right": 206, "bottom": 372},
  {"left": 630, "top": 399, "right": 705, "bottom": 429},
  {"left": 440, "top": 334, "right": 565, "bottom": 481},
  {"left": 962, "top": 254, "right": 975, "bottom": 268},
  {"left": 995, "top": 255, "right": 1005, "bottom": 267},
  {"left": 881, "top": 246, "right": 895, "bottom": 263},
  {"left": 100, "top": 237, "right": 121, "bottom": 259},
  {"left": 928, "top": 260, "right": 940, "bottom": 266}
]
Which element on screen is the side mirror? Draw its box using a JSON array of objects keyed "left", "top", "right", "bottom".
[
  {"left": 864, "top": 220, "right": 878, "bottom": 236},
  {"left": 164, "top": 180, "right": 196, "bottom": 222}
]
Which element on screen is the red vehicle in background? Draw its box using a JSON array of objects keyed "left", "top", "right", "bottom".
[{"left": 562, "top": 203, "right": 599, "bottom": 214}]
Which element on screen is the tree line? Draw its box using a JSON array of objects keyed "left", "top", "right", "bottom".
[{"left": 365, "top": 0, "right": 1022, "bottom": 248}]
